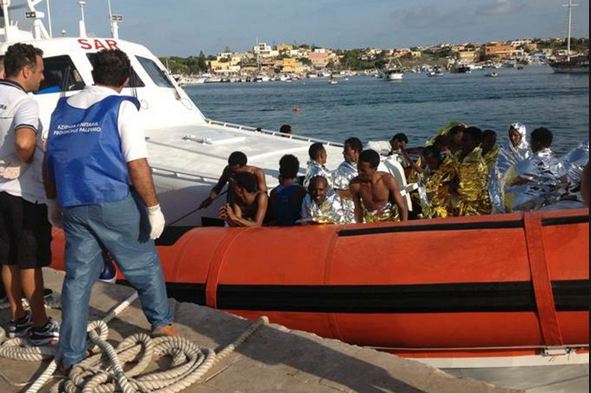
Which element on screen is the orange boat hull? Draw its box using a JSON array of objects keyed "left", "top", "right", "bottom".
[{"left": 50, "top": 209, "right": 589, "bottom": 359}]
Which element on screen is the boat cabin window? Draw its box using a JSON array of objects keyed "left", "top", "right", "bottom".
[
  {"left": 37, "top": 56, "right": 86, "bottom": 94},
  {"left": 136, "top": 56, "right": 175, "bottom": 88},
  {"left": 86, "top": 53, "right": 145, "bottom": 88}
]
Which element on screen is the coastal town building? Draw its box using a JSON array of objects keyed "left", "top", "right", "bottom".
[
  {"left": 481, "top": 43, "right": 519, "bottom": 60},
  {"left": 253, "top": 42, "right": 278, "bottom": 58},
  {"left": 308, "top": 49, "right": 337, "bottom": 69}
]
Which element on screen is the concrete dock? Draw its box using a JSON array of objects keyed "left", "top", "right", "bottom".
[{"left": 1, "top": 269, "right": 522, "bottom": 393}]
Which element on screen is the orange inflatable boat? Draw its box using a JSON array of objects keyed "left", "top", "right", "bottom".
[{"left": 51, "top": 208, "right": 589, "bottom": 364}]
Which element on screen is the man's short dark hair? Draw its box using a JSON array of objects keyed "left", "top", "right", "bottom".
[
  {"left": 449, "top": 124, "right": 466, "bottom": 136},
  {"left": 279, "top": 124, "right": 292, "bottom": 134},
  {"left": 391, "top": 133, "right": 408, "bottom": 144},
  {"left": 531, "top": 127, "right": 553, "bottom": 148},
  {"left": 422, "top": 145, "right": 441, "bottom": 161},
  {"left": 464, "top": 126, "right": 483, "bottom": 144},
  {"left": 308, "top": 142, "right": 325, "bottom": 160},
  {"left": 344, "top": 137, "right": 362, "bottom": 153},
  {"left": 433, "top": 134, "right": 450, "bottom": 150},
  {"left": 4, "top": 43, "right": 43, "bottom": 77},
  {"left": 309, "top": 175, "right": 328, "bottom": 189},
  {"left": 91, "top": 49, "right": 131, "bottom": 87},
  {"left": 359, "top": 149, "right": 380, "bottom": 169},
  {"left": 228, "top": 151, "right": 247, "bottom": 166},
  {"left": 234, "top": 172, "right": 258, "bottom": 193},
  {"left": 279, "top": 154, "right": 299, "bottom": 179},
  {"left": 483, "top": 129, "right": 497, "bottom": 139}
]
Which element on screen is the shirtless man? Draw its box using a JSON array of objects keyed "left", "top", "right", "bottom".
[
  {"left": 199, "top": 151, "right": 267, "bottom": 208},
  {"left": 219, "top": 172, "right": 268, "bottom": 227},
  {"left": 350, "top": 149, "right": 408, "bottom": 223}
]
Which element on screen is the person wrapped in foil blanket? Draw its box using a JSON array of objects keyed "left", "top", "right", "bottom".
[
  {"left": 488, "top": 123, "right": 531, "bottom": 213},
  {"left": 454, "top": 127, "right": 491, "bottom": 216},
  {"left": 332, "top": 159, "right": 357, "bottom": 224},
  {"left": 504, "top": 127, "right": 572, "bottom": 212},
  {"left": 299, "top": 175, "right": 347, "bottom": 224}
]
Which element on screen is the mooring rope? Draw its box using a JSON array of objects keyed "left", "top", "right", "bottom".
[{"left": 0, "top": 292, "right": 268, "bottom": 393}]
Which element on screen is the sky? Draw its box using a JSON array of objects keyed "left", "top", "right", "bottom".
[{"left": 12, "top": 0, "right": 591, "bottom": 56}]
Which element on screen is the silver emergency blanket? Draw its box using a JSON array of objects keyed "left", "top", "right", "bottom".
[
  {"left": 299, "top": 192, "right": 347, "bottom": 224},
  {"left": 504, "top": 148, "right": 568, "bottom": 212},
  {"left": 332, "top": 160, "right": 357, "bottom": 223},
  {"left": 560, "top": 139, "right": 589, "bottom": 198},
  {"left": 488, "top": 126, "right": 532, "bottom": 213},
  {"left": 303, "top": 160, "right": 333, "bottom": 188}
]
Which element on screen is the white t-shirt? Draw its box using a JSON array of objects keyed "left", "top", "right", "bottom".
[
  {"left": 0, "top": 80, "right": 46, "bottom": 203},
  {"left": 65, "top": 85, "right": 147, "bottom": 162}
]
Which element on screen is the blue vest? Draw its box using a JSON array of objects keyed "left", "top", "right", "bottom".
[
  {"left": 272, "top": 184, "right": 302, "bottom": 226},
  {"left": 46, "top": 95, "right": 140, "bottom": 208}
]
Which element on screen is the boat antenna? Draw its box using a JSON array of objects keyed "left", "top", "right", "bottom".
[
  {"left": 107, "top": 0, "right": 122, "bottom": 39},
  {"left": 45, "top": 0, "right": 52, "bottom": 37},
  {"left": 563, "top": 0, "right": 579, "bottom": 60},
  {"left": 2, "top": 1, "right": 9, "bottom": 42},
  {"left": 78, "top": 0, "right": 87, "bottom": 37}
]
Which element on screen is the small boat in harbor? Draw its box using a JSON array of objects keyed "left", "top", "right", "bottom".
[
  {"left": 50, "top": 208, "right": 589, "bottom": 373},
  {"left": 485, "top": 72, "right": 499, "bottom": 77}
]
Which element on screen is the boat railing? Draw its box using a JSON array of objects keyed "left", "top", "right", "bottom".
[
  {"left": 151, "top": 166, "right": 219, "bottom": 184},
  {"left": 204, "top": 118, "right": 343, "bottom": 147}
]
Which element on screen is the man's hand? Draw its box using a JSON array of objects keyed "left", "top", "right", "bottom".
[
  {"left": 46, "top": 199, "right": 63, "bottom": 228},
  {"left": 147, "top": 204, "right": 165, "bottom": 239}
]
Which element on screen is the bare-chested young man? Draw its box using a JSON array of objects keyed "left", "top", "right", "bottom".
[
  {"left": 349, "top": 149, "right": 408, "bottom": 223},
  {"left": 199, "top": 151, "right": 267, "bottom": 208},
  {"left": 219, "top": 172, "right": 268, "bottom": 227}
]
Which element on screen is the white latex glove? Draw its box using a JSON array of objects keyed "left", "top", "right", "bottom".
[
  {"left": 46, "top": 199, "right": 63, "bottom": 228},
  {"left": 147, "top": 204, "right": 165, "bottom": 239}
]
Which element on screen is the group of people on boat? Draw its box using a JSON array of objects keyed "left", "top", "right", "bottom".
[{"left": 202, "top": 122, "right": 589, "bottom": 227}]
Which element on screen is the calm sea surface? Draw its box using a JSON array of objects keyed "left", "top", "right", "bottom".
[{"left": 186, "top": 65, "right": 589, "bottom": 155}]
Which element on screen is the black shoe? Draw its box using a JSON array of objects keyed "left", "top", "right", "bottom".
[
  {"left": 8, "top": 311, "right": 33, "bottom": 338},
  {"left": 29, "top": 318, "right": 60, "bottom": 346}
]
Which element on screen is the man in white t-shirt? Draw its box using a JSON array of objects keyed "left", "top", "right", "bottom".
[
  {"left": 44, "top": 49, "right": 175, "bottom": 369},
  {"left": 0, "top": 43, "right": 59, "bottom": 345}
]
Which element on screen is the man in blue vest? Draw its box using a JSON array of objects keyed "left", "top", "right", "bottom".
[{"left": 43, "top": 49, "right": 176, "bottom": 369}]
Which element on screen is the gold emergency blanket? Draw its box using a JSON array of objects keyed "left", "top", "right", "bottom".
[
  {"left": 483, "top": 145, "right": 500, "bottom": 174},
  {"left": 423, "top": 156, "right": 457, "bottom": 218},
  {"left": 362, "top": 201, "right": 400, "bottom": 223},
  {"left": 454, "top": 148, "right": 491, "bottom": 216}
]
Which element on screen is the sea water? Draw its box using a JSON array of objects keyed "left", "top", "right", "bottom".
[{"left": 186, "top": 65, "right": 589, "bottom": 155}]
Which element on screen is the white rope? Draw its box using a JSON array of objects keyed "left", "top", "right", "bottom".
[{"left": 1, "top": 291, "right": 268, "bottom": 393}]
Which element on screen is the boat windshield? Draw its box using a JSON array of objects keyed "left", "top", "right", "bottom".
[
  {"left": 136, "top": 56, "right": 175, "bottom": 88},
  {"left": 86, "top": 53, "right": 145, "bottom": 88},
  {"left": 37, "top": 55, "right": 86, "bottom": 94}
]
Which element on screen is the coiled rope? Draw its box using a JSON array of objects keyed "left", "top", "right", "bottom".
[{"left": 0, "top": 291, "right": 268, "bottom": 393}]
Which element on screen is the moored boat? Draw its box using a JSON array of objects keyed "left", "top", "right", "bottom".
[
  {"left": 549, "top": 0, "right": 590, "bottom": 74},
  {"left": 50, "top": 208, "right": 590, "bottom": 370}
]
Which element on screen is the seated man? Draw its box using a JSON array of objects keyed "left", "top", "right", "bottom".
[
  {"left": 219, "top": 172, "right": 268, "bottom": 227},
  {"left": 482, "top": 129, "right": 500, "bottom": 174},
  {"left": 269, "top": 154, "right": 307, "bottom": 226},
  {"left": 299, "top": 176, "right": 346, "bottom": 224},
  {"left": 505, "top": 127, "right": 568, "bottom": 212},
  {"left": 349, "top": 149, "right": 408, "bottom": 223},
  {"left": 488, "top": 123, "right": 532, "bottom": 213},
  {"left": 454, "top": 127, "right": 491, "bottom": 216},
  {"left": 303, "top": 142, "right": 332, "bottom": 188},
  {"left": 421, "top": 146, "right": 458, "bottom": 219},
  {"left": 199, "top": 151, "right": 267, "bottom": 208},
  {"left": 332, "top": 137, "right": 362, "bottom": 223}
]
